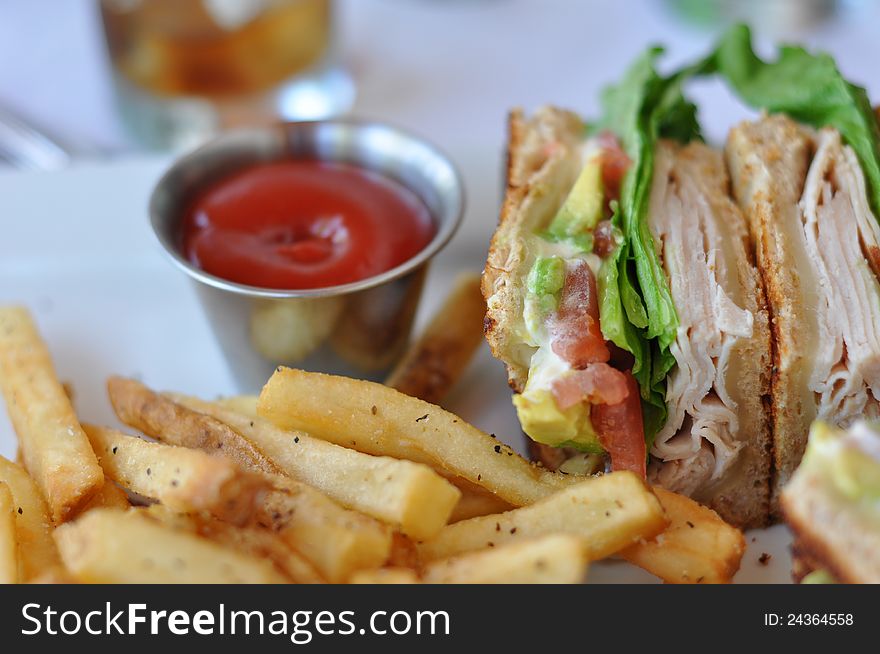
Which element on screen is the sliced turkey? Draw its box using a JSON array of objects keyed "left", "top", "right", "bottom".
[
  {"left": 647, "top": 141, "right": 769, "bottom": 505},
  {"left": 800, "top": 128, "right": 880, "bottom": 425}
]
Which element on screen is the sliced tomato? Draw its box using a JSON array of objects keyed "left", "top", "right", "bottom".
[
  {"left": 590, "top": 371, "right": 647, "bottom": 478},
  {"left": 549, "top": 261, "right": 610, "bottom": 367},
  {"left": 592, "top": 219, "right": 617, "bottom": 258},
  {"left": 551, "top": 363, "right": 629, "bottom": 410},
  {"left": 596, "top": 131, "right": 631, "bottom": 203}
]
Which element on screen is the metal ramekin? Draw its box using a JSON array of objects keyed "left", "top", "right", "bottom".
[{"left": 149, "top": 120, "right": 464, "bottom": 391}]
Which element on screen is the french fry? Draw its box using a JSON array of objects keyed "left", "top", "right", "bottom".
[
  {"left": 55, "top": 508, "right": 287, "bottom": 584},
  {"left": 449, "top": 487, "right": 514, "bottom": 523},
  {"left": 620, "top": 487, "right": 745, "bottom": 584},
  {"left": 0, "top": 482, "right": 17, "bottom": 583},
  {"left": 191, "top": 519, "right": 324, "bottom": 585},
  {"left": 350, "top": 536, "right": 590, "bottom": 584},
  {"left": 107, "top": 378, "right": 393, "bottom": 581},
  {"left": 261, "top": 479, "right": 392, "bottom": 583},
  {"left": 349, "top": 568, "right": 420, "bottom": 584},
  {"left": 171, "top": 394, "right": 460, "bottom": 539},
  {"left": 388, "top": 532, "right": 420, "bottom": 568},
  {"left": 0, "top": 307, "right": 103, "bottom": 521},
  {"left": 417, "top": 472, "right": 667, "bottom": 562},
  {"left": 143, "top": 505, "right": 324, "bottom": 584},
  {"left": 422, "top": 535, "right": 588, "bottom": 584},
  {"left": 28, "top": 568, "right": 79, "bottom": 584},
  {"left": 385, "top": 272, "right": 485, "bottom": 404},
  {"left": 0, "top": 456, "right": 61, "bottom": 581},
  {"left": 74, "top": 480, "right": 130, "bottom": 515},
  {"left": 107, "top": 376, "right": 279, "bottom": 475},
  {"left": 216, "top": 395, "right": 259, "bottom": 418},
  {"left": 84, "top": 424, "right": 268, "bottom": 526},
  {"left": 257, "top": 368, "right": 577, "bottom": 506}
]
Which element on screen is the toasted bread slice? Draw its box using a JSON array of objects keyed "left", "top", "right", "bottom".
[
  {"left": 782, "top": 464, "right": 880, "bottom": 584},
  {"left": 482, "top": 107, "right": 585, "bottom": 393},
  {"left": 725, "top": 115, "right": 819, "bottom": 516}
]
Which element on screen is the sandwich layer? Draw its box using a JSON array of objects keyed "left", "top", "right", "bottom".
[
  {"left": 726, "top": 116, "right": 818, "bottom": 514},
  {"left": 801, "top": 128, "right": 880, "bottom": 428},
  {"left": 781, "top": 422, "right": 880, "bottom": 584},
  {"left": 483, "top": 107, "right": 586, "bottom": 393},
  {"left": 726, "top": 116, "right": 880, "bottom": 513},
  {"left": 646, "top": 140, "right": 771, "bottom": 528}
]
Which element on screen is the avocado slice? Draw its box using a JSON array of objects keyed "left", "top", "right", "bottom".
[
  {"left": 513, "top": 389, "right": 603, "bottom": 453},
  {"left": 801, "top": 569, "right": 837, "bottom": 584},
  {"left": 808, "top": 421, "right": 880, "bottom": 502},
  {"left": 829, "top": 441, "right": 880, "bottom": 502},
  {"left": 526, "top": 255, "right": 566, "bottom": 315},
  {"left": 547, "top": 154, "right": 604, "bottom": 241}
]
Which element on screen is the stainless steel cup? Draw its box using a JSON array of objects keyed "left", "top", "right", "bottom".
[{"left": 149, "top": 120, "right": 464, "bottom": 391}]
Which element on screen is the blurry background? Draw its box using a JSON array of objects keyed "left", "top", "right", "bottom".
[{"left": 1, "top": 0, "right": 878, "bottom": 167}]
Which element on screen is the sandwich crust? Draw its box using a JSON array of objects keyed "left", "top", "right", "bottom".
[
  {"left": 782, "top": 465, "right": 880, "bottom": 583},
  {"left": 482, "top": 107, "right": 585, "bottom": 393},
  {"left": 725, "top": 115, "right": 817, "bottom": 517}
]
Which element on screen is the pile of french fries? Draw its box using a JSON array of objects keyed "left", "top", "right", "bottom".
[{"left": 0, "top": 276, "right": 745, "bottom": 584}]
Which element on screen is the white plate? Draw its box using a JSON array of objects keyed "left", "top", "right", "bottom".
[{"left": 0, "top": 146, "right": 792, "bottom": 583}]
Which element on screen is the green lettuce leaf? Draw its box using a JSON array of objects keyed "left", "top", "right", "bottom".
[
  {"left": 705, "top": 24, "right": 880, "bottom": 217},
  {"left": 596, "top": 48, "right": 702, "bottom": 348},
  {"left": 593, "top": 47, "right": 703, "bottom": 447}
]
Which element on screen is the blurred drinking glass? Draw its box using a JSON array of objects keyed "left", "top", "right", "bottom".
[{"left": 100, "top": 0, "right": 354, "bottom": 150}]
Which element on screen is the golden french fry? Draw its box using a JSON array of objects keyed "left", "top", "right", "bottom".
[
  {"left": 417, "top": 472, "right": 667, "bottom": 562},
  {"left": 449, "top": 487, "right": 514, "bottom": 523},
  {"left": 107, "top": 376, "right": 279, "bottom": 475},
  {"left": 84, "top": 424, "right": 268, "bottom": 526},
  {"left": 621, "top": 487, "right": 745, "bottom": 584},
  {"left": 143, "top": 505, "right": 324, "bottom": 584},
  {"left": 216, "top": 395, "right": 259, "bottom": 418},
  {"left": 422, "top": 534, "right": 588, "bottom": 584},
  {"left": 0, "top": 456, "right": 61, "bottom": 581},
  {"left": 385, "top": 273, "right": 485, "bottom": 404},
  {"left": 106, "top": 381, "right": 393, "bottom": 579},
  {"left": 0, "top": 307, "right": 103, "bottom": 521},
  {"left": 350, "top": 536, "right": 589, "bottom": 584},
  {"left": 0, "top": 482, "right": 17, "bottom": 583},
  {"left": 107, "top": 380, "right": 392, "bottom": 581},
  {"left": 55, "top": 508, "right": 287, "bottom": 584},
  {"left": 257, "top": 368, "right": 577, "bottom": 506},
  {"left": 349, "top": 568, "right": 421, "bottom": 584},
  {"left": 27, "top": 567, "right": 78, "bottom": 584},
  {"left": 172, "top": 395, "right": 460, "bottom": 539},
  {"left": 388, "top": 532, "right": 419, "bottom": 568},
  {"left": 73, "top": 480, "right": 130, "bottom": 516},
  {"left": 193, "top": 519, "right": 324, "bottom": 585},
  {"left": 260, "top": 479, "right": 392, "bottom": 583}
]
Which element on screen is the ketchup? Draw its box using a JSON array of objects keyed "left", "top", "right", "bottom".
[{"left": 181, "top": 160, "right": 435, "bottom": 289}]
